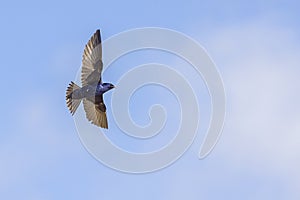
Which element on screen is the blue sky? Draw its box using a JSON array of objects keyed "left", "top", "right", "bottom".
[{"left": 1, "top": 0, "right": 300, "bottom": 199}]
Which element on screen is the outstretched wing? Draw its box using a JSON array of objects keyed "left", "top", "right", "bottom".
[
  {"left": 83, "top": 96, "right": 108, "bottom": 129},
  {"left": 81, "top": 29, "right": 103, "bottom": 87}
]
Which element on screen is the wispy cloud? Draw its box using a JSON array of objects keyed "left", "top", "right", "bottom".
[{"left": 206, "top": 18, "right": 300, "bottom": 197}]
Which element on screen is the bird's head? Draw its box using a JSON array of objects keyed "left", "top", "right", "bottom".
[{"left": 102, "top": 83, "right": 115, "bottom": 92}]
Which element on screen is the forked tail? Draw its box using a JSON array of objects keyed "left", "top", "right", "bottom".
[{"left": 66, "top": 81, "right": 82, "bottom": 115}]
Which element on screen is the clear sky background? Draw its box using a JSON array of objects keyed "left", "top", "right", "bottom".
[{"left": 1, "top": 0, "right": 300, "bottom": 199}]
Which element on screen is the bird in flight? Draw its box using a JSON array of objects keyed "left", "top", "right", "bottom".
[{"left": 66, "top": 30, "right": 115, "bottom": 129}]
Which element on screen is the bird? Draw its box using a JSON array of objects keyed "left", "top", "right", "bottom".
[{"left": 66, "top": 29, "right": 115, "bottom": 129}]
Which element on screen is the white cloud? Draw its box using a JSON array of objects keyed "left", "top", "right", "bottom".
[
  {"left": 205, "top": 19, "right": 300, "bottom": 197},
  {"left": 0, "top": 92, "right": 83, "bottom": 198}
]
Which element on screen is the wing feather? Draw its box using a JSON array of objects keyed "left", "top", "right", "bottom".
[
  {"left": 81, "top": 30, "right": 103, "bottom": 87},
  {"left": 83, "top": 99, "right": 108, "bottom": 129}
]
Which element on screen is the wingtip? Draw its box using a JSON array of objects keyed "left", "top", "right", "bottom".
[{"left": 96, "top": 29, "right": 101, "bottom": 42}]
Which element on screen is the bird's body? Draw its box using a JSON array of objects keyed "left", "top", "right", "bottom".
[
  {"left": 66, "top": 30, "right": 114, "bottom": 129},
  {"left": 71, "top": 83, "right": 113, "bottom": 102}
]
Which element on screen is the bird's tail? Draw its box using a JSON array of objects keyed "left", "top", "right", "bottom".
[{"left": 66, "top": 81, "right": 82, "bottom": 115}]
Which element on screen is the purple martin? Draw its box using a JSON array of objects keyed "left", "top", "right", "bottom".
[{"left": 66, "top": 30, "right": 115, "bottom": 129}]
